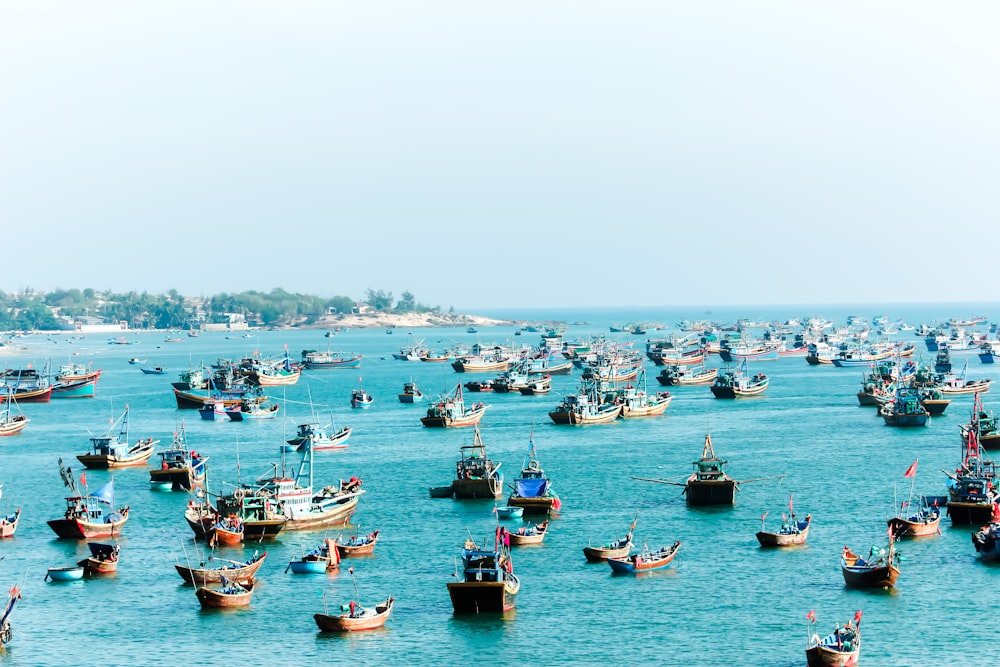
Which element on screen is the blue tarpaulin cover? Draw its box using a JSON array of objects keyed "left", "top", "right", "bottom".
[{"left": 516, "top": 479, "right": 546, "bottom": 498}]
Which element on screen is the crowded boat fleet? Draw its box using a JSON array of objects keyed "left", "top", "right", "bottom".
[{"left": 4, "top": 309, "right": 1000, "bottom": 663}]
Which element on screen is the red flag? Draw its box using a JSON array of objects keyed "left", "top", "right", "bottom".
[
  {"left": 903, "top": 460, "right": 918, "bottom": 478},
  {"left": 80, "top": 472, "right": 87, "bottom": 487},
  {"left": 806, "top": 610, "right": 816, "bottom": 622},
  {"left": 992, "top": 503, "right": 1000, "bottom": 523},
  {"left": 854, "top": 610, "right": 863, "bottom": 624}
]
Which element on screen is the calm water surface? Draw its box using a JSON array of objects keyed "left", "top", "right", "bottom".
[{"left": 1, "top": 305, "right": 997, "bottom": 666}]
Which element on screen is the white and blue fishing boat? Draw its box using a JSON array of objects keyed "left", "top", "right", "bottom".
[
  {"left": 149, "top": 425, "right": 206, "bottom": 491},
  {"left": 301, "top": 349, "right": 363, "bottom": 370},
  {"left": 506, "top": 433, "right": 562, "bottom": 515}
]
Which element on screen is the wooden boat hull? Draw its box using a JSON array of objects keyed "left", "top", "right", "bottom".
[
  {"left": 857, "top": 391, "right": 879, "bottom": 406},
  {"left": 621, "top": 397, "right": 672, "bottom": 418},
  {"left": 0, "top": 510, "right": 20, "bottom": 538},
  {"left": 447, "top": 579, "right": 518, "bottom": 613},
  {"left": 336, "top": 531, "right": 380, "bottom": 557},
  {"left": 551, "top": 405, "right": 622, "bottom": 425},
  {"left": 314, "top": 598, "right": 393, "bottom": 631},
  {"left": 941, "top": 381, "right": 991, "bottom": 395},
  {"left": 47, "top": 512, "right": 128, "bottom": 540},
  {"left": 249, "top": 370, "right": 301, "bottom": 386},
  {"left": 77, "top": 448, "right": 155, "bottom": 469},
  {"left": 185, "top": 508, "right": 285, "bottom": 541},
  {"left": 0, "top": 415, "right": 28, "bottom": 436},
  {"left": 429, "top": 485, "right": 455, "bottom": 498},
  {"left": 452, "top": 478, "right": 503, "bottom": 499},
  {"left": 211, "top": 525, "right": 244, "bottom": 546},
  {"left": 583, "top": 540, "right": 631, "bottom": 562},
  {"left": 196, "top": 583, "right": 254, "bottom": 608},
  {"left": 175, "top": 554, "right": 266, "bottom": 585},
  {"left": 842, "top": 564, "right": 899, "bottom": 588},
  {"left": 887, "top": 515, "right": 940, "bottom": 538},
  {"left": 420, "top": 407, "right": 487, "bottom": 428},
  {"left": 685, "top": 480, "right": 736, "bottom": 506},
  {"left": 922, "top": 399, "right": 950, "bottom": 415},
  {"left": 451, "top": 360, "right": 510, "bottom": 373},
  {"left": 507, "top": 495, "right": 559, "bottom": 515},
  {"left": 50, "top": 377, "right": 98, "bottom": 398},
  {"left": 508, "top": 522, "right": 547, "bottom": 546},
  {"left": 947, "top": 501, "right": 994, "bottom": 526},
  {"left": 607, "top": 543, "right": 681, "bottom": 572},
  {"left": 282, "top": 498, "right": 359, "bottom": 531},
  {"left": 881, "top": 411, "right": 929, "bottom": 427},
  {"left": 398, "top": 392, "right": 425, "bottom": 403},
  {"left": 805, "top": 644, "right": 861, "bottom": 667},
  {"left": 0, "top": 386, "right": 51, "bottom": 402},
  {"left": 756, "top": 520, "right": 811, "bottom": 547},
  {"left": 78, "top": 556, "right": 118, "bottom": 576}
]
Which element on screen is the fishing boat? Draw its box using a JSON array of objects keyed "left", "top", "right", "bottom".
[
  {"left": 209, "top": 514, "right": 244, "bottom": 546},
  {"left": 879, "top": 385, "right": 930, "bottom": 427},
  {"left": 755, "top": 495, "right": 811, "bottom": 547},
  {"left": 175, "top": 550, "right": 268, "bottom": 585},
  {"left": 619, "top": 370, "right": 672, "bottom": 418},
  {"left": 583, "top": 513, "right": 637, "bottom": 562},
  {"left": 248, "top": 440, "right": 364, "bottom": 530},
  {"left": 962, "top": 393, "right": 1000, "bottom": 451},
  {"left": 0, "top": 504, "right": 20, "bottom": 538},
  {"left": 335, "top": 529, "right": 380, "bottom": 557},
  {"left": 506, "top": 433, "right": 562, "bottom": 515},
  {"left": 77, "top": 542, "right": 120, "bottom": 576},
  {"left": 287, "top": 538, "right": 340, "bottom": 573},
  {"left": 517, "top": 376, "right": 552, "bottom": 396},
  {"left": 919, "top": 386, "right": 951, "bottom": 416},
  {"left": 351, "top": 386, "right": 374, "bottom": 408},
  {"left": 463, "top": 381, "right": 493, "bottom": 393},
  {"left": 140, "top": 367, "right": 167, "bottom": 375},
  {"left": 934, "top": 346, "right": 953, "bottom": 373},
  {"left": 0, "top": 368, "right": 52, "bottom": 402},
  {"left": 0, "top": 585, "right": 21, "bottom": 648},
  {"left": 314, "top": 569, "right": 393, "bottom": 631},
  {"left": 50, "top": 373, "right": 100, "bottom": 398},
  {"left": 286, "top": 421, "right": 351, "bottom": 451},
  {"left": 718, "top": 340, "right": 781, "bottom": 362},
  {"left": 940, "top": 360, "right": 992, "bottom": 395},
  {"left": 710, "top": 360, "right": 769, "bottom": 398},
  {"left": 198, "top": 401, "right": 241, "bottom": 421},
  {"left": 451, "top": 428, "right": 503, "bottom": 499},
  {"left": 237, "top": 399, "right": 280, "bottom": 420},
  {"left": 841, "top": 536, "right": 900, "bottom": 588},
  {"left": 805, "top": 611, "right": 862, "bottom": 667},
  {"left": 886, "top": 460, "right": 941, "bottom": 538},
  {"left": 196, "top": 577, "right": 255, "bottom": 608},
  {"left": 447, "top": 529, "right": 520, "bottom": 613},
  {"left": 127, "top": 358, "right": 146, "bottom": 365},
  {"left": 184, "top": 488, "right": 286, "bottom": 542},
  {"left": 398, "top": 380, "right": 425, "bottom": 403},
  {"left": 945, "top": 426, "right": 999, "bottom": 525},
  {"left": 548, "top": 377, "right": 622, "bottom": 425},
  {"left": 655, "top": 363, "right": 718, "bottom": 386},
  {"left": 301, "top": 349, "right": 363, "bottom": 370},
  {"left": 76, "top": 406, "right": 158, "bottom": 469},
  {"left": 607, "top": 542, "right": 681, "bottom": 573},
  {"left": 685, "top": 434, "right": 738, "bottom": 506},
  {"left": 506, "top": 520, "right": 549, "bottom": 546},
  {"left": 0, "top": 394, "right": 28, "bottom": 436},
  {"left": 421, "top": 383, "right": 489, "bottom": 428},
  {"left": 45, "top": 566, "right": 84, "bottom": 582},
  {"left": 451, "top": 353, "right": 511, "bottom": 374},
  {"left": 314, "top": 595, "right": 394, "bottom": 632},
  {"left": 47, "top": 462, "right": 130, "bottom": 539}
]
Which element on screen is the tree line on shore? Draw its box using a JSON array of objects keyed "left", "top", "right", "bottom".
[{"left": 0, "top": 287, "right": 446, "bottom": 331}]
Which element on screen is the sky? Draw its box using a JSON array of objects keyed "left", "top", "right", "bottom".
[{"left": 1, "top": 2, "right": 997, "bottom": 310}]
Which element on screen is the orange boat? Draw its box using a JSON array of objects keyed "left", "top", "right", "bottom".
[
  {"left": 314, "top": 597, "right": 393, "bottom": 632},
  {"left": 196, "top": 577, "right": 254, "bottom": 608},
  {"left": 335, "top": 530, "right": 380, "bottom": 557},
  {"left": 77, "top": 542, "right": 119, "bottom": 576}
]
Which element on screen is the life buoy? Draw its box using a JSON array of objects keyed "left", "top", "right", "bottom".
[{"left": 234, "top": 489, "right": 247, "bottom": 500}]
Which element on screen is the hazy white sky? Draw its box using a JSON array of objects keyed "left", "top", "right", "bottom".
[{"left": 1, "top": 2, "right": 997, "bottom": 309}]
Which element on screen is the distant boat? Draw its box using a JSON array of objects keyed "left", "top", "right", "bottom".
[
  {"left": 127, "top": 358, "right": 146, "bottom": 365},
  {"left": 710, "top": 359, "right": 769, "bottom": 398},
  {"left": 398, "top": 380, "right": 425, "bottom": 403},
  {"left": 301, "top": 349, "right": 362, "bottom": 370},
  {"left": 287, "top": 421, "right": 351, "bottom": 451},
  {"left": 421, "top": 383, "right": 489, "bottom": 428},
  {"left": 506, "top": 433, "right": 561, "bottom": 515},
  {"left": 140, "top": 367, "right": 166, "bottom": 375},
  {"left": 607, "top": 542, "right": 681, "bottom": 573},
  {"left": 351, "top": 380, "right": 374, "bottom": 409},
  {"left": 335, "top": 529, "right": 380, "bottom": 557},
  {"left": 0, "top": 507, "right": 20, "bottom": 538},
  {"left": 47, "top": 463, "right": 130, "bottom": 540},
  {"left": 0, "top": 396, "right": 28, "bottom": 436}
]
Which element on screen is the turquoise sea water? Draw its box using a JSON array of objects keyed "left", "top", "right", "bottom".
[{"left": 1, "top": 304, "right": 998, "bottom": 666}]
